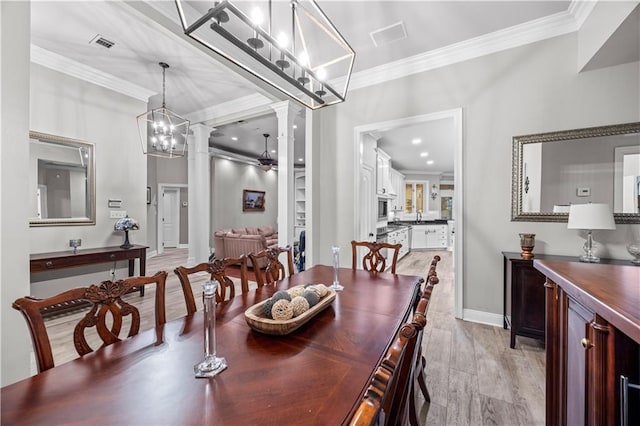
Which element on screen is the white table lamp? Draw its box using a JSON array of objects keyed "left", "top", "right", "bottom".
[{"left": 567, "top": 203, "right": 616, "bottom": 263}]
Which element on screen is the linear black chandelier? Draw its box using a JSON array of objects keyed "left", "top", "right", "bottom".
[{"left": 175, "top": 0, "right": 355, "bottom": 110}]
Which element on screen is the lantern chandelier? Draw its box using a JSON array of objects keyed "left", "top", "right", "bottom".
[
  {"left": 136, "top": 62, "right": 191, "bottom": 158},
  {"left": 175, "top": 0, "right": 355, "bottom": 110}
]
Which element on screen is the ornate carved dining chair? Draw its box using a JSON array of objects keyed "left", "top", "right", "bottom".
[
  {"left": 174, "top": 255, "right": 249, "bottom": 315},
  {"left": 12, "top": 271, "right": 168, "bottom": 373},
  {"left": 349, "top": 321, "right": 419, "bottom": 425},
  {"left": 351, "top": 240, "right": 402, "bottom": 274},
  {"left": 249, "top": 245, "right": 295, "bottom": 287}
]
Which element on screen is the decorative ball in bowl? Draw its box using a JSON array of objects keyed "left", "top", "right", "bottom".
[{"left": 627, "top": 243, "right": 640, "bottom": 265}]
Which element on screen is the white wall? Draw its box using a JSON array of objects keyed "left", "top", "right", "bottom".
[
  {"left": 1, "top": 0, "right": 32, "bottom": 386},
  {"left": 311, "top": 33, "right": 639, "bottom": 317},
  {"left": 211, "top": 158, "right": 278, "bottom": 237},
  {"left": 29, "top": 64, "right": 147, "bottom": 298}
]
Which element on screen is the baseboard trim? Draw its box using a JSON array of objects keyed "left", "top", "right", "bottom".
[
  {"left": 147, "top": 250, "right": 158, "bottom": 258},
  {"left": 462, "top": 309, "right": 503, "bottom": 327},
  {"left": 178, "top": 244, "right": 189, "bottom": 249}
]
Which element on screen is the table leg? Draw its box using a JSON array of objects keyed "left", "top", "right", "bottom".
[{"left": 139, "top": 250, "right": 146, "bottom": 296}]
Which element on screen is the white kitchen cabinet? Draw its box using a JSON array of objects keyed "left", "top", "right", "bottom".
[
  {"left": 376, "top": 149, "right": 393, "bottom": 196},
  {"left": 389, "top": 168, "right": 405, "bottom": 212},
  {"left": 411, "top": 225, "right": 428, "bottom": 249},
  {"left": 411, "top": 224, "right": 448, "bottom": 249}
]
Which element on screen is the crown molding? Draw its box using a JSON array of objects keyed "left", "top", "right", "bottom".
[
  {"left": 348, "top": 3, "right": 587, "bottom": 92},
  {"left": 569, "top": 0, "right": 599, "bottom": 30},
  {"left": 186, "top": 93, "right": 273, "bottom": 125},
  {"left": 30, "top": 45, "right": 155, "bottom": 102}
]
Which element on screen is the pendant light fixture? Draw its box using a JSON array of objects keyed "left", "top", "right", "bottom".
[
  {"left": 175, "top": 0, "right": 355, "bottom": 110},
  {"left": 136, "top": 62, "right": 190, "bottom": 158},
  {"left": 257, "top": 133, "right": 277, "bottom": 171}
]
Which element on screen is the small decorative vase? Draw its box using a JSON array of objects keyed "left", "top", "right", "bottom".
[
  {"left": 519, "top": 233, "right": 536, "bottom": 259},
  {"left": 194, "top": 281, "right": 227, "bottom": 378},
  {"left": 627, "top": 243, "right": 640, "bottom": 265},
  {"left": 331, "top": 245, "right": 344, "bottom": 291}
]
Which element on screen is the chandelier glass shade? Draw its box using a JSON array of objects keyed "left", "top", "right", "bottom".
[
  {"left": 257, "top": 133, "right": 277, "bottom": 171},
  {"left": 175, "top": 0, "right": 355, "bottom": 110},
  {"left": 137, "top": 62, "right": 190, "bottom": 158}
]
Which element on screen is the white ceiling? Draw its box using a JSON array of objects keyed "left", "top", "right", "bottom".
[{"left": 30, "top": 0, "right": 579, "bottom": 170}]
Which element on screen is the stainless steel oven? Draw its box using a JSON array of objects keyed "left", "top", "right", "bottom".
[{"left": 377, "top": 198, "right": 388, "bottom": 221}]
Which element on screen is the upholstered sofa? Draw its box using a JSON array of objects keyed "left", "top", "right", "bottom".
[{"left": 214, "top": 226, "right": 278, "bottom": 267}]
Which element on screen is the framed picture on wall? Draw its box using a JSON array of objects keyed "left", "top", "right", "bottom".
[{"left": 243, "top": 189, "right": 265, "bottom": 212}]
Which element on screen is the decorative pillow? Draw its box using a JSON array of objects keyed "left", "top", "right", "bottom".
[
  {"left": 214, "top": 229, "right": 232, "bottom": 237},
  {"left": 246, "top": 228, "right": 261, "bottom": 235},
  {"left": 231, "top": 227, "right": 248, "bottom": 235},
  {"left": 258, "top": 226, "right": 275, "bottom": 236}
]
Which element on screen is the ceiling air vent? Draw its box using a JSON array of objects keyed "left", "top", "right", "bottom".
[
  {"left": 89, "top": 34, "right": 115, "bottom": 49},
  {"left": 370, "top": 22, "right": 407, "bottom": 47}
]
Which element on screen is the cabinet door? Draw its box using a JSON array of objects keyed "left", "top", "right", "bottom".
[
  {"left": 511, "top": 262, "right": 546, "bottom": 342},
  {"left": 411, "top": 226, "right": 427, "bottom": 248},
  {"left": 566, "top": 297, "right": 593, "bottom": 426}
]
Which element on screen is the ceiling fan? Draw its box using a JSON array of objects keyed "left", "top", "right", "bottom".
[{"left": 257, "top": 133, "right": 277, "bottom": 171}]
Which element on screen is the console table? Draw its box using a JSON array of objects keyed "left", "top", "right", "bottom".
[{"left": 30, "top": 245, "right": 148, "bottom": 314}]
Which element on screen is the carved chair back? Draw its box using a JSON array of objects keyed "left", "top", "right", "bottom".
[
  {"left": 174, "top": 255, "right": 249, "bottom": 315},
  {"left": 349, "top": 322, "right": 419, "bottom": 425},
  {"left": 351, "top": 241, "right": 402, "bottom": 274},
  {"left": 12, "top": 271, "right": 168, "bottom": 373},
  {"left": 249, "top": 246, "right": 295, "bottom": 287}
]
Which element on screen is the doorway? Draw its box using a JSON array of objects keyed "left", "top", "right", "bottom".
[
  {"left": 157, "top": 184, "right": 186, "bottom": 255},
  {"left": 353, "top": 108, "right": 464, "bottom": 318}
]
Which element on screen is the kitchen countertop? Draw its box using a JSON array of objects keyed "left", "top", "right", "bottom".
[{"left": 390, "top": 219, "right": 449, "bottom": 225}]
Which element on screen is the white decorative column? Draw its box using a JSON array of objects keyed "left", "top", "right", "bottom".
[
  {"left": 187, "top": 124, "right": 211, "bottom": 266},
  {"left": 271, "top": 101, "right": 300, "bottom": 247}
]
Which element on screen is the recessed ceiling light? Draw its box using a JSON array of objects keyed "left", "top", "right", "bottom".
[
  {"left": 420, "top": 152, "right": 429, "bottom": 157},
  {"left": 271, "top": 149, "right": 276, "bottom": 153},
  {"left": 426, "top": 160, "right": 434, "bottom": 165},
  {"left": 412, "top": 138, "right": 422, "bottom": 145},
  {"left": 298, "top": 158, "right": 304, "bottom": 162},
  {"left": 293, "top": 125, "right": 298, "bottom": 129},
  {"left": 231, "top": 136, "right": 238, "bottom": 141}
]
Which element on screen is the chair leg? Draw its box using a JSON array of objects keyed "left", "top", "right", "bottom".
[
  {"left": 417, "top": 355, "right": 430, "bottom": 402},
  {"left": 409, "top": 381, "right": 420, "bottom": 426}
]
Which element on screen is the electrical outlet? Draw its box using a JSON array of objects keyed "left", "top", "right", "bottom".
[{"left": 110, "top": 210, "right": 127, "bottom": 219}]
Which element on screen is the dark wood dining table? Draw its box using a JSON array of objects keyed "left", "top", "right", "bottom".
[{"left": 1, "top": 265, "right": 423, "bottom": 425}]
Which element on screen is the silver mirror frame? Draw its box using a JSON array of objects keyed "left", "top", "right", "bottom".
[
  {"left": 511, "top": 122, "right": 640, "bottom": 224},
  {"left": 29, "top": 131, "right": 96, "bottom": 227}
]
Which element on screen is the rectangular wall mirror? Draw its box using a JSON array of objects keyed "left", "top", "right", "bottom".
[
  {"left": 511, "top": 122, "right": 640, "bottom": 224},
  {"left": 29, "top": 131, "right": 96, "bottom": 226}
]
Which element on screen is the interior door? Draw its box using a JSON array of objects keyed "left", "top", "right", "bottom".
[{"left": 162, "top": 188, "right": 179, "bottom": 248}]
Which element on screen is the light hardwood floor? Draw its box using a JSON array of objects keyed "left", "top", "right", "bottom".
[{"left": 42, "top": 248, "right": 545, "bottom": 425}]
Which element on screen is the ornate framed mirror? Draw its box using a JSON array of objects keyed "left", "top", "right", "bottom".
[
  {"left": 511, "top": 122, "right": 640, "bottom": 224},
  {"left": 29, "top": 131, "right": 96, "bottom": 226}
]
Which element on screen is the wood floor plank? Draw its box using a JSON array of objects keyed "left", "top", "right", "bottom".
[
  {"left": 480, "top": 394, "right": 522, "bottom": 426},
  {"left": 446, "top": 368, "right": 483, "bottom": 426}
]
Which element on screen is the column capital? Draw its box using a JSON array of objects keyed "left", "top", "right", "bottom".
[{"left": 270, "top": 100, "right": 302, "bottom": 121}]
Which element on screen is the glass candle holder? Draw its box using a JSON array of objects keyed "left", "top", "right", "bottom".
[
  {"left": 194, "top": 280, "right": 227, "bottom": 378},
  {"left": 331, "top": 245, "right": 344, "bottom": 291},
  {"left": 519, "top": 233, "right": 535, "bottom": 259}
]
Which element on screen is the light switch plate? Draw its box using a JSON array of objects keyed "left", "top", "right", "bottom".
[
  {"left": 110, "top": 210, "right": 127, "bottom": 219},
  {"left": 576, "top": 187, "right": 590, "bottom": 197}
]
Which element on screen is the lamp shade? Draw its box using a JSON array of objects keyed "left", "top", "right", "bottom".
[{"left": 567, "top": 203, "right": 616, "bottom": 230}]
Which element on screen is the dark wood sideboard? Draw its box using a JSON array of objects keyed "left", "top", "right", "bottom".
[
  {"left": 30, "top": 245, "right": 148, "bottom": 314},
  {"left": 534, "top": 260, "right": 640, "bottom": 426},
  {"left": 502, "top": 252, "right": 627, "bottom": 349}
]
